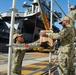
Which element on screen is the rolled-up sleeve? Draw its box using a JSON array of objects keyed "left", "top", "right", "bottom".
[{"left": 47, "top": 27, "right": 71, "bottom": 39}]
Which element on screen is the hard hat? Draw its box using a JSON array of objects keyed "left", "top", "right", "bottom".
[
  {"left": 70, "top": 6, "right": 75, "bottom": 9},
  {"left": 13, "top": 33, "right": 23, "bottom": 40}
]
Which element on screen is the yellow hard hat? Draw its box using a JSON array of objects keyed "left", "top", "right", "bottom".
[{"left": 13, "top": 33, "right": 23, "bottom": 40}]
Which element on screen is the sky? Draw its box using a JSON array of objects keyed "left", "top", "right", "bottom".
[{"left": 0, "top": 0, "right": 76, "bottom": 29}]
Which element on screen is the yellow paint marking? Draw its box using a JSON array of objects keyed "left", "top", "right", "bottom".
[
  {"left": 51, "top": 66, "right": 55, "bottom": 69},
  {"left": 21, "top": 70, "right": 33, "bottom": 75},
  {"left": 37, "top": 61, "right": 58, "bottom": 65},
  {"left": 1, "top": 70, "right": 7, "bottom": 73},
  {"left": 27, "top": 64, "right": 46, "bottom": 68},
  {"left": 48, "top": 73, "right": 54, "bottom": 75},
  {"left": 29, "top": 53, "right": 49, "bottom": 57},
  {"left": 52, "top": 60, "right": 58, "bottom": 65},
  {"left": 37, "top": 61, "right": 49, "bottom": 64},
  {"left": 0, "top": 58, "right": 8, "bottom": 60},
  {"left": 33, "top": 71, "right": 44, "bottom": 75}
]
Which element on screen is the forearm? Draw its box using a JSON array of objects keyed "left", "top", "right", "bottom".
[{"left": 46, "top": 33, "right": 61, "bottom": 39}]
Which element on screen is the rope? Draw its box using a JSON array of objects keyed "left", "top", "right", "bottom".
[
  {"left": 54, "top": 0, "right": 67, "bottom": 16},
  {"left": 54, "top": 0, "right": 74, "bottom": 23},
  {"left": 52, "top": 11, "right": 61, "bottom": 21}
]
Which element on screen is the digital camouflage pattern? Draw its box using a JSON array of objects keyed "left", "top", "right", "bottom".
[
  {"left": 11, "top": 40, "right": 41, "bottom": 75},
  {"left": 47, "top": 25, "right": 75, "bottom": 75},
  {"left": 11, "top": 46, "right": 26, "bottom": 75},
  {"left": 68, "top": 10, "right": 76, "bottom": 27}
]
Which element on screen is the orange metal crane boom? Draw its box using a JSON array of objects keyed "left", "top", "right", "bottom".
[
  {"left": 40, "top": 13, "right": 50, "bottom": 30},
  {"left": 38, "top": 0, "right": 54, "bottom": 47}
]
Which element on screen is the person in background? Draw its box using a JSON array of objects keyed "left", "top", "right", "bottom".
[
  {"left": 68, "top": 5, "right": 76, "bottom": 27},
  {"left": 70, "top": 6, "right": 75, "bottom": 11}
]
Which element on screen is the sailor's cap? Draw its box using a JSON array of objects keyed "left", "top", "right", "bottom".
[
  {"left": 59, "top": 16, "right": 70, "bottom": 24},
  {"left": 13, "top": 33, "right": 23, "bottom": 40},
  {"left": 63, "top": 16, "right": 70, "bottom": 21},
  {"left": 70, "top": 6, "right": 75, "bottom": 9}
]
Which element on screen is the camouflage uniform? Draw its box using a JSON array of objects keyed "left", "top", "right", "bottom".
[
  {"left": 11, "top": 39, "right": 40, "bottom": 75},
  {"left": 11, "top": 46, "right": 26, "bottom": 75},
  {"left": 68, "top": 9, "right": 76, "bottom": 27},
  {"left": 47, "top": 25, "right": 75, "bottom": 75}
]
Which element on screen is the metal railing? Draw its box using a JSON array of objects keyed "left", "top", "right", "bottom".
[
  {"left": 7, "top": 43, "right": 58, "bottom": 75},
  {"left": 7, "top": 0, "right": 75, "bottom": 75},
  {"left": 26, "top": 63, "right": 58, "bottom": 75}
]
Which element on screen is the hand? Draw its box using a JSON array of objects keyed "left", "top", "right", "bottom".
[
  {"left": 40, "top": 30, "right": 47, "bottom": 37},
  {"left": 49, "top": 29, "right": 53, "bottom": 33},
  {"left": 37, "top": 42, "right": 41, "bottom": 46}
]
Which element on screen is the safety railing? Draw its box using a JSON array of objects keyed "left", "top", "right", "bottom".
[
  {"left": 7, "top": 0, "right": 75, "bottom": 75},
  {"left": 26, "top": 63, "right": 58, "bottom": 75},
  {"left": 7, "top": 43, "right": 58, "bottom": 75}
]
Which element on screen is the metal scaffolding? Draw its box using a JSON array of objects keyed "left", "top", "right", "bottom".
[
  {"left": 7, "top": 0, "right": 75, "bottom": 75},
  {"left": 8, "top": 0, "right": 16, "bottom": 75}
]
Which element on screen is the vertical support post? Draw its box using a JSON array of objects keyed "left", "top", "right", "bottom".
[
  {"left": 8, "top": 0, "right": 16, "bottom": 75},
  {"left": 50, "top": 0, "right": 53, "bottom": 29},
  {"left": 68, "top": 0, "right": 70, "bottom": 12},
  {"left": 49, "top": 0, "right": 53, "bottom": 75}
]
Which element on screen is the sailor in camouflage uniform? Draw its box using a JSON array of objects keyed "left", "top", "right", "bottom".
[
  {"left": 68, "top": 6, "right": 76, "bottom": 75},
  {"left": 40, "top": 16, "right": 75, "bottom": 75},
  {"left": 11, "top": 33, "right": 27, "bottom": 75},
  {"left": 11, "top": 34, "right": 52, "bottom": 75},
  {"left": 68, "top": 6, "right": 76, "bottom": 27},
  {"left": 70, "top": 6, "right": 75, "bottom": 11}
]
